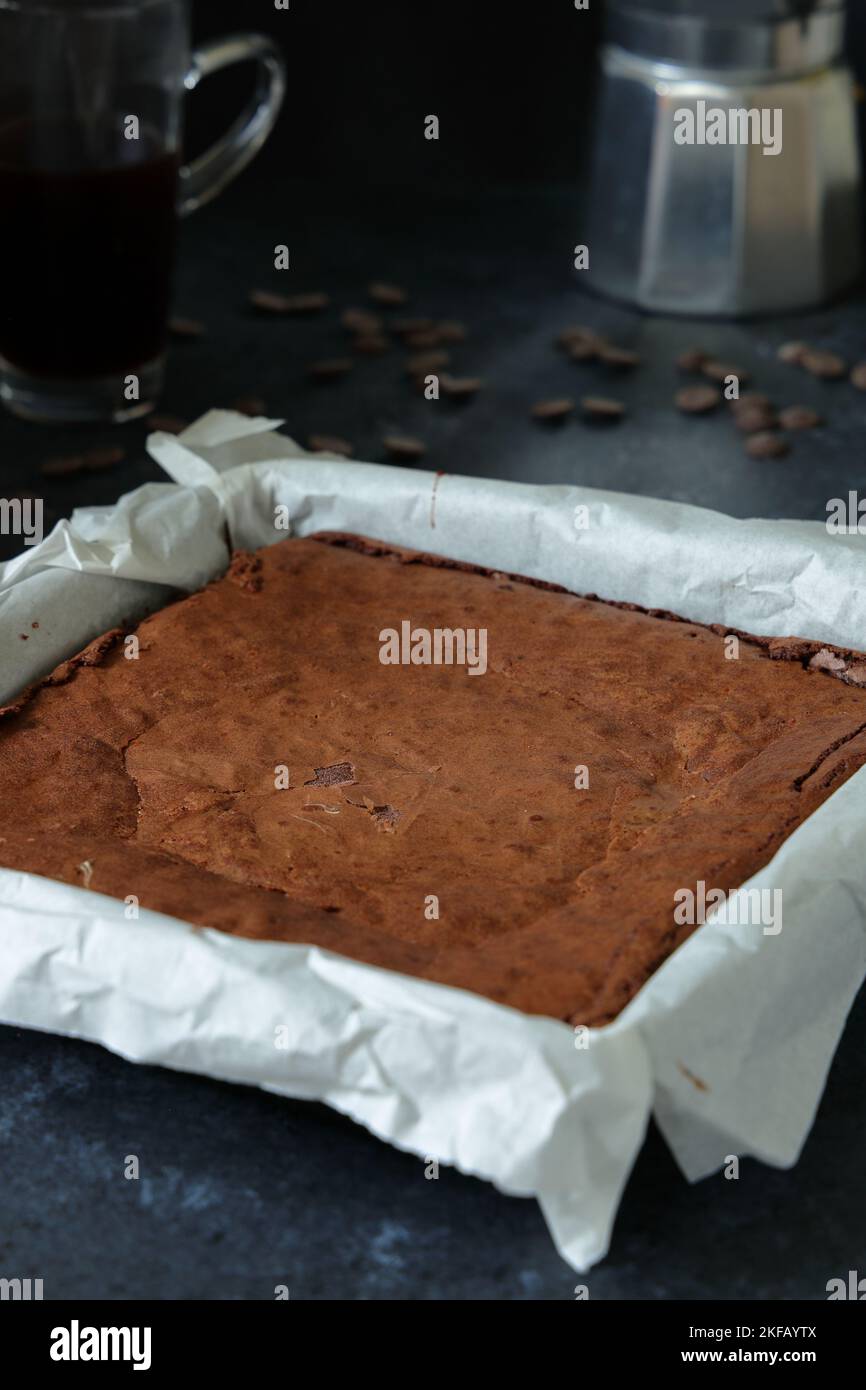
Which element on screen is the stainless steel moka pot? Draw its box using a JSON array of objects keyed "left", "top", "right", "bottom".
[{"left": 585, "top": 0, "right": 862, "bottom": 316}]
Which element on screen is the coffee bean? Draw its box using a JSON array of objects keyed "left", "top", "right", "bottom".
[
  {"left": 41, "top": 446, "right": 126, "bottom": 479},
  {"left": 850, "top": 362, "right": 866, "bottom": 390},
  {"left": 800, "top": 349, "right": 846, "bottom": 380},
  {"left": 383, "top": 434, "right": 426, "bottom": 460},
  {"left": 353, "top": 335, "right": 390, "bottom": 355},
  {"left": 778, "top": 340, "right": 808, "bottom": 364},
  {"left": 599, "top": 345, "right": 640, "bottom": 369},
  {"left": 778, "top": 405, "right": 822, "bottom": 430},
  {"left": 250, "top": 289, "right": 329, "bottom": 314},
  {"left": 675, "top": 385, "right": 721, "bottom": 414},
  {"left": 404, "top": 330, "right": 446, "bottom": 349},
  {"left": 556, "top": 325, "right": 605, "bottom": 353},
  {"left": 407, "top": 350, "right": 451, "bottom": 375},
  {"left": 436, "top": 321, "right": 467, "bottom": 343},
  {"left": 82, "top": 446, "right": 125, "bottom": 473},
  {"left": 745, "top": 431, "right": 790, "bottom": 459},
  {"left": 40, "top": 454, "right": 87, "bottom": 477},
  {"left": 168, "top": 316, "right": 205, "bottom": 338},
  {"left": 369, "top": 282, "right": 408, "bottom": 306},
  {"left": 701, "top": 360, "right": 750, "bottom": 385},
  {"left": 581, "top": 396, "right": 626, "bottom": 420},
  {"left": 531, "top": 398, "right": 575, "bottom": 421},
  {"left": 147, "top": 414, "right": 188, "bottom": 434},
  {"left": 735, "top": 406, "right": 778, "bottom": 434},
  {"left": 391, "top": 317, "right": 435, "bottom": 337},
  {"left": 281, "top": 292, "right": 330, "bottom": 314},
  {"left": 342, "top": 307, "right": 382, "bottom": 335},
  {"left": 232, "top": 396, "right": 267, "bottom": 417},
  {"left": 568, "top": 340, "right": 598, "bottom": 362},
  {"left": 676, "top": 347, "right": 707, "bottom": 372},
  {"left": 308, "top": 434, "right": 354, "bottom": 457},
  {"left": 440, "top": 374, "right": 484, "bottom": 398},
  {"left": 730, "top": 392, "right": 773, "bottom": 414},
  {"left": 249, "top": 290, "right": 295, "bottom": 313},
  {"left": 308, "top": 358, "right": 354, "bottom": 381}
]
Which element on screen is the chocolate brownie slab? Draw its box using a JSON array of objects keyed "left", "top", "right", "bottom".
[{"left": 1, "top": 534, "right": 865, "bottom": 1025}]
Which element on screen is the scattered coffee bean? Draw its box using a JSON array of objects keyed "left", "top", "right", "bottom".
[
  {"left": 249, "top": 289, "right": 328, "bottom": 314},
  {"left": 556, "top": 325, "right": 605, "bottom": 354},
  {"left": 730, "top": 392, "right": 773, "bottom": 414},
  {"left": 282, "top": 292, "right": 330, "bottom": 314},
  {"left": 40, "top": 454, "right": 88, "bottom": 477},
  {"left": 531, "top": 397, "right": 575, "bottom": 421},
  {"left": 342, "top": 307, "right": 382, "bottom": 335},
  {"left": 745, "top": 431, "right": 789, "bottom": 459},
  {"left": 168, "top": 316, "right": 205, "bottom": 338},
  {"left": 383, "top": 434, "right": 426, "bottom": 460},
  {"left": 676, "top": 347, "right": 707, "bottom": 372},
  {"left": 850, "top": 362, "right": 866, "bottom": 390},
  {"left": 369, "top": 282, "right": 408, "bottom": 306},
  {"left": 84, "top": 446, "right": 126, "bottom": 473},
  {"left": 407, "top": 350, "right": 451, "bottom": 375},
  {"left": 701, "top": 359, "right": 750, "bottom": 386},
  {"left": 581, "top": 396, "right": 626, "bottom": 421},
  {"left": 391, "top": 317, "right": 434, "bottom": 337},
  {"left": 308, "top": 434, "right": 354, "bottom": 457},
  {"left": 147, "top": 414, "right": 188, "bottom": 434},
  {"left": 250, "top": 289, "right": 296, "bottom": 313},
  {"left": 308, "top": 358, "right": 354, "bottom": 381},
  {"left": 800, "top": 349, "right": 846, "bottom": 380},
  {"left": 778, "top": 340, "right": 808, "bottom": 364},
  {"left": 568, "top": 339, "right": 598, "bottom": 362},
  {"left": 404, "top": 329, "right": 445, "bottom": 349},
  {"left": 436, "top": 321, "right": 467, "bottom": 343},
  {"left": 232, "top": 396, "right": 267, "bottom": 417},
  {"left": 440, "top": 374, "right": 484, "bottom": 398},
  {"left": 675, "top": 385, "right": 721, "bottom": 414},
  {"left": 778, "top": 405, "right": 821, "bottom": 430},
  {"left": 735, "top": 406, "right": 778, "bottom": 434},
  {"left": 353, "top": 334, "right": 390, "bottom": 355},
  {"left": 41, "top": 445, "right": 126, "bottom": 477},
  {"left": 599, "top": 345, "right": 640, "bottom": 369}
]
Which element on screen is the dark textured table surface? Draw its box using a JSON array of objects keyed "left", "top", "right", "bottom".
[{"left": 1, "top": 173, "right": 865, "bottom": 1300}]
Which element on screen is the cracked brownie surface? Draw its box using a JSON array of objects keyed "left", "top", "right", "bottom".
[{"left": 1, "top": 533, "right": 866, "bottom": 1025}]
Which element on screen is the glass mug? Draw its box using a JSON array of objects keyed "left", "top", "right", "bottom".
[{"left": 0, "top": 0, "right": 286, "bottom": 423}]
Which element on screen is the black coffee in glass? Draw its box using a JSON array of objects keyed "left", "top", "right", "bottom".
[{"left": 0, "top": 0, "right": 285, "bottom": 423}]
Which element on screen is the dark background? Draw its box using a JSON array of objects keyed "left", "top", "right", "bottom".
[
  {"left": 1, "top": 0, "right": 865, "bottom": 1301},
  {"left": 187, "top": 0, "right": 605, "bottom": 188}
]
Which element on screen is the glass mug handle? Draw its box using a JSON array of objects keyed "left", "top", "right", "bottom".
[{"left": 178, "top": 33, "right": 286, "bottom": 216}]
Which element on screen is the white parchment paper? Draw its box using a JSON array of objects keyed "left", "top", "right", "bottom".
[{"left": 1, "top": 409, "right": 865, "bottom": 1273}]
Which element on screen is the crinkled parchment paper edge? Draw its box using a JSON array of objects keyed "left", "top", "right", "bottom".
[{"left": 0, "top": 410, "right": 864, "bottom": 1273}]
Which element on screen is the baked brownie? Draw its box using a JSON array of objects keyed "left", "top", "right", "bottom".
[{"left": 1, "top": 534, "right": 866, "bottom": 1027}]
